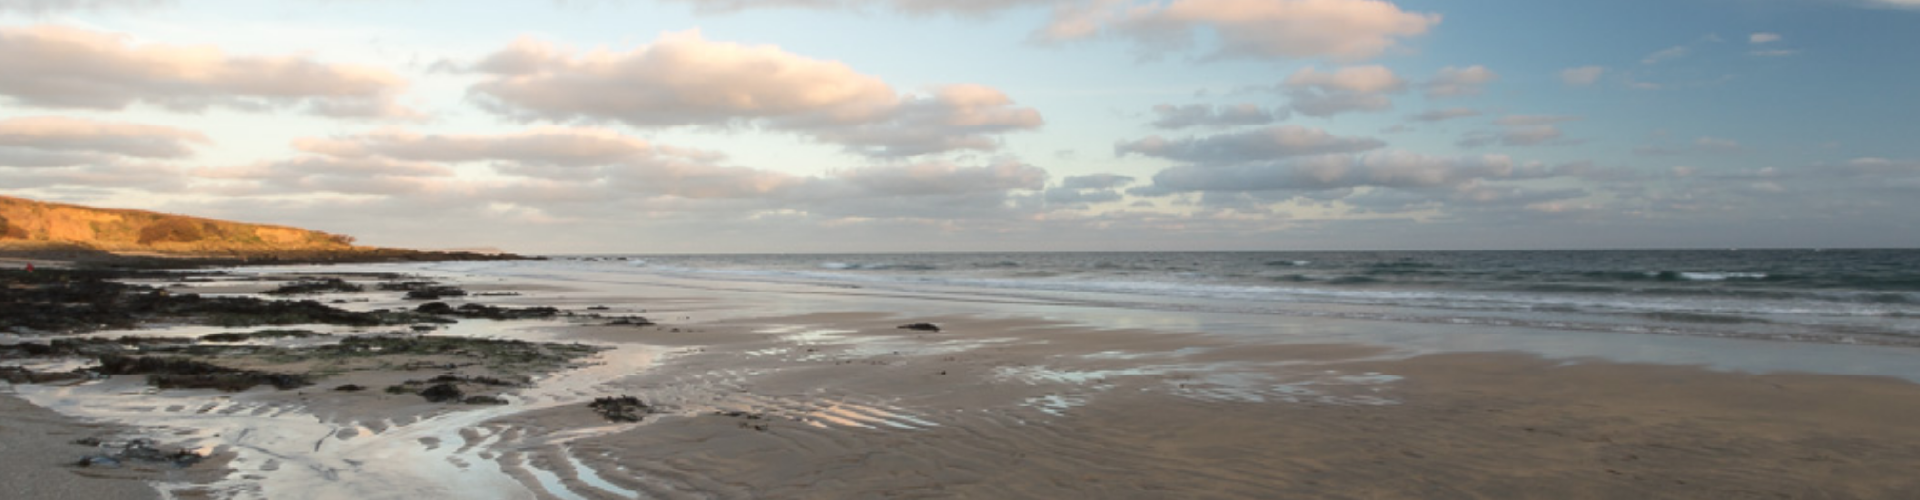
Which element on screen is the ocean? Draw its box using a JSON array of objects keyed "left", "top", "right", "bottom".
[{"left": 546, "top": 249, "right": 1920, "bottom": 347}]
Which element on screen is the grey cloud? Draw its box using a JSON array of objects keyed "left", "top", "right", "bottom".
[
  {"left": 0, "top": 25, "right": 415, "bottom": 118},
  {"left": 0, "top": 116, "right": 209, "bottom": 160},
  {"left": 1043, "top": 187, "right": 1123, "bottom": 206},
  {"left": 1146, "top": 151, "right": 1519, "bottom": 193},
  {"left": 1115, "top": 126, "right": 1385, "bottom": 165},
  {"left": 1061, "top": 173, "right": 1134, "bottom": 190},
  {"left": 1408, "top": 107, "right": 1480, "bottom": 123},
  {"left": 1149, "top": 103, "right": 1282, "bottom": 129}
]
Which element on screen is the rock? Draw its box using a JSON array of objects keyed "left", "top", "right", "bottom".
[
  {"left": 334, "top": 384, "right": 367, "bottom": 392},
  {"left": 463, "top": 395, "right": 508, "bottom": 405},
  {"left": 404, "top": 286, "right": 468, "bottom": 300},
  {"left": 418, "top": 383, "right": 464, "bottom": 403},
  {"left": 897, "top": 323, "right": 941, "bottom": 332},
  {"left": 414, "top": 302, "right": 457, "bottom": 315}
]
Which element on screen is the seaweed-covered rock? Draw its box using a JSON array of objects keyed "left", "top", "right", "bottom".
[
  {"left": 589, "top": 395, "right": 652, "bottom": 422},
  {"left": 463, "top": 395, "right": 508, "bottom": 405},
  {"left": 897, "top": 323, "right": 942, "bottom": 332},
  {"left": 419, "top": 383, "right": 464, "bottom": 403}
]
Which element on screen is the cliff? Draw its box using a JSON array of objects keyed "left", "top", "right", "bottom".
[{"left": 0, "top": 195, "right": 357, "bottom": 254}]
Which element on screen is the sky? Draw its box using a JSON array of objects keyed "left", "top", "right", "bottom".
[{"left": 1, "top": 0, "right": 1917, "bottom": 253}]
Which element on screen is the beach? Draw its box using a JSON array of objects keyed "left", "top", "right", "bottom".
[{"left": 5, "top": 255, "right": 1920, "bottom": 499}]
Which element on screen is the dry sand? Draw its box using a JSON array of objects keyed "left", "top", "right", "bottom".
[{"left": 7, "top": 269, "right": 1920, "bottom": 499}]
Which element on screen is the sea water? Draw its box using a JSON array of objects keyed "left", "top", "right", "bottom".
[{"left": 535, "top": 249, "right": 1920, "bottom": 347}]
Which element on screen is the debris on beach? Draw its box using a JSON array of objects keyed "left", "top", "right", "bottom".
[
  {"left": 73, "top": 438, "right": 206, "bottom": 469},
  {"left": 897, "top": 323, "right": 942, "bottom": 332}
]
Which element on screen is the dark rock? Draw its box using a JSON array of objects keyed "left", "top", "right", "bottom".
[
  {"left": 462, "top": 395, "right": 508, "bottom": 405},
  {"left": 265, "top": 278, "right": 364, "bottom": 295},
  {"left": 897, "top": 323, "right": 941, "bottom": 332},
  {"left": 414, "top": 302, "right": 457, "bottom": 315},
  {"left": 418, "top": 383, "right": 464, "bottom": 403},
  {"left": 334, "top": 384, "right": 367, "bottom": 392},
  {"left": 404, "top": 287, "right": 468, "bottom": 301},
  {"left": 199, "top": 329, "right": 320, "bottom": 343},
  {"left": 605, "top": 316, "right": 655, "bottom": 327}
]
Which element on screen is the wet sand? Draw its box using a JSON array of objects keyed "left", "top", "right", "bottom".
[{"left": 7, "top": 266, "right": 1920, "bottom": 499}]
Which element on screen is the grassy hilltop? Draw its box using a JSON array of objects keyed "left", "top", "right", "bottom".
[{"left": 0, "top": 195, "right": 521, "bottom": 265}]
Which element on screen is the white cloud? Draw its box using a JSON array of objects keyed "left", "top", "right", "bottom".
[
  {"left": 1560, "top": 66, "right": 1606, "bottom": 86},
  {"left": 1424, "top": 65, "right": 1497, "bottom": 98},
  {"left": 1750, "top": 49, "right": 1801, "bottom": 57},
  {"left": 1749, "top": 32, "right": 1782, "bottom": 44},
  {"left": 468, "top": 30, "right": 1041, "bottom": 157},
  {"left": 0, "top": 25, "right": 415, "bottom": 118},
  {"left": 1641, "top": 46, "right": 1689, "bottom": 65},
  {"left": 1038, "top": 0, "right": 1441, "bottom": 62},
  {"left": 1116, "top": 125, "right": 1386, "bottom": 164},
  {"left": 1280, "top": 65, "right": 1406, "bottom": 117}
]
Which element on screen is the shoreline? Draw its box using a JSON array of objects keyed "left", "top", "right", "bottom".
[{"left": 4, "top": 260, "right": 1920, "bottom": 498}]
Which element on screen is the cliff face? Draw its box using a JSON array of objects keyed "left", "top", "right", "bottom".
[{"left": 0, "top": 195, "right": 357, "bottom": 254}]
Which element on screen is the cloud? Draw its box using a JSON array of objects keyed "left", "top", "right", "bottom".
[
  {"left": 836, "top": 160, "right": 1047, "bottom": 196},
  {"left": 468, "top": 30, "right": 1040, "bottom": 157},
  {"left": 1038, "top": 0, "right": 1441, "bottom": 62},
  {"left": 658, "top": 0, "right": 1052, "bottom": 16},
  {"left": 1633, "top": 136, "right": 1742, "bottom": 156},
  {"left": 1280, "top": 65, "right": 1406, "bottom": 117},
  {"left": 1458, "top": 115, "right": 1581, "bottom": 148},
  {"left": 291, "top": 127, "right": 714, "bottom": 167},
  {"left": 1408, "top": 107, "right": 1480, "bottom": 122},
  {"left": 1750, "top": 49, "right": 1801, "bottom": 57},
  {"left": 0, "top": 0, "right": 170, "bottom": 14},
  {"left": 0, "top": 116, "right": 209, "bottom": 161},
  {"left": 1860, "top": 0, "right": 1920, "bottom": 9},
  {"left": 1641, "top": 46, "right": 1689, "bottom": 65},
  {"left": 1148, "top": 103, "right": 1283, "bottom": 129},
  {"left": 1749, "top": 32, "right": 1782, "bottom": 44},
  {"left": 1116, "top": 125, "right": 1386, "bottom": 164},
  {"left": 1146, "top": 150, "right": 1518, "bottom": 192},
  {"left": 0, "top": 25, "right": 415, "bottom": 118},
  {"left": 793, "top": 84, "right": 1046, "bottom": 157},
  {"left": 1560, "top": 66, "right": 1606, "bottom": 86},
  {"left": 1060, "top": 173, "right": 1135, "bottom": 190},
  {"left": 1424, "top": 65, "right": 1497, "bottom": 98}
]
